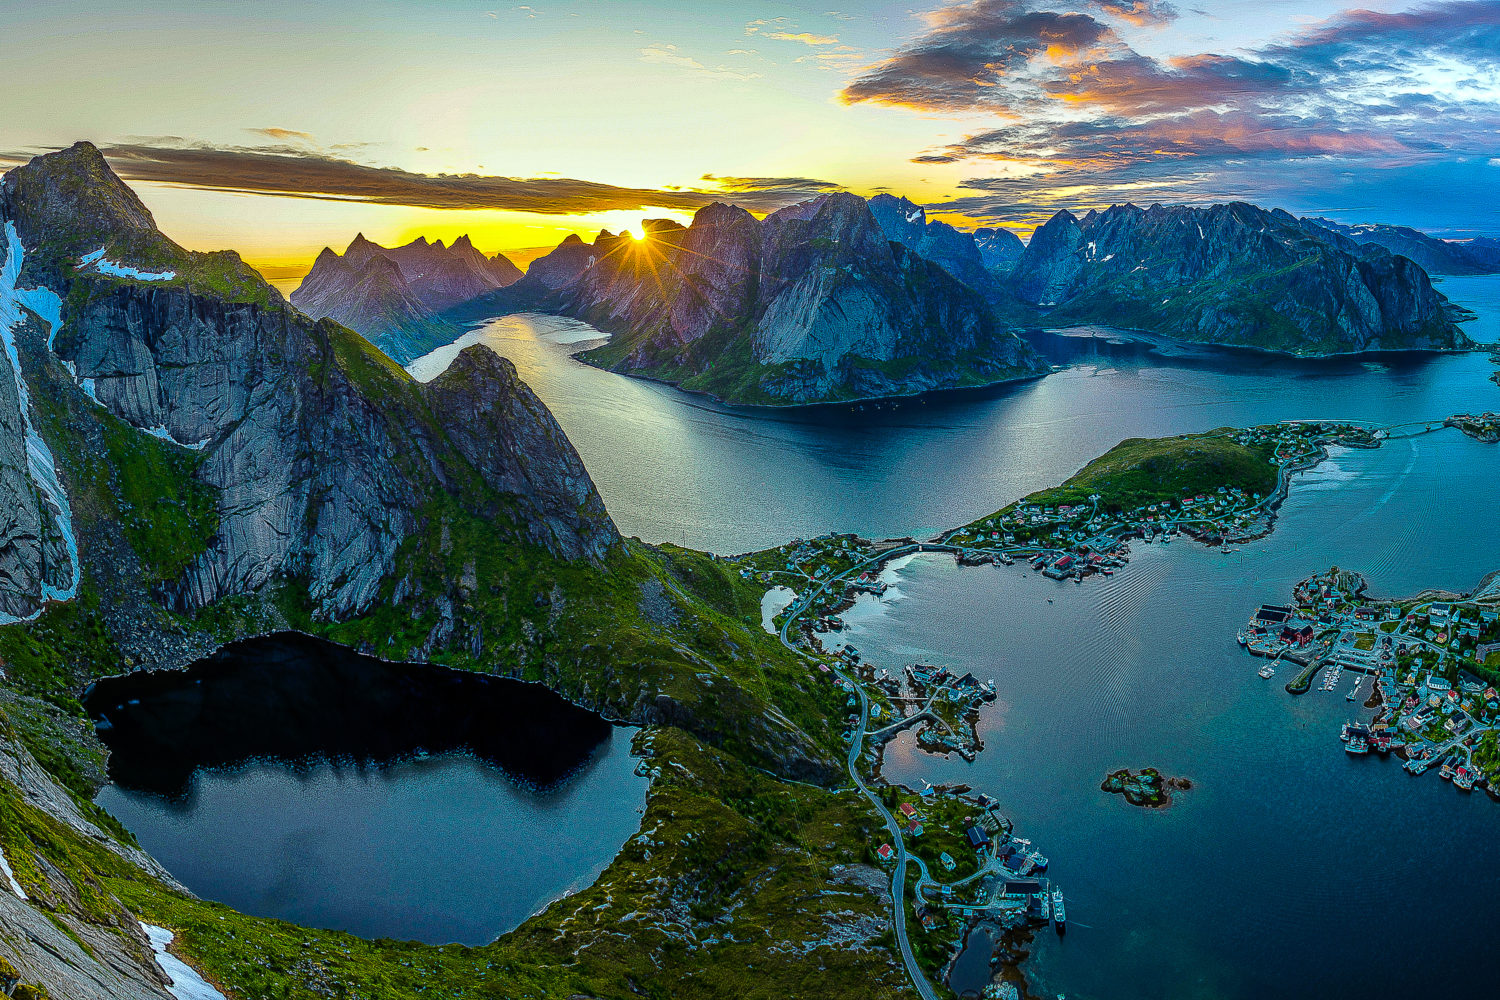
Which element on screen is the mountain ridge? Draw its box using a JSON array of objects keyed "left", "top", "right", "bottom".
[
  {"left": 1006, "top": 201, "right": 1467, "bottom": 354},
  {"left": 471, "top": 192, "right": 1048, "bottom": 405},
  {"left": 291, "top": 232, "right": 522, "bottom": 363}
]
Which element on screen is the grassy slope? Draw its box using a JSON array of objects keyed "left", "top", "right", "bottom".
[
  {"left": 946, "top": 429, "right": 1278, "bottom": 543},
  {"left": 1, "top": 721, "right": 907, "bottom": 1000},
  {"left": 1026, "top": 432, "right": 1278, "bottom": 511}
]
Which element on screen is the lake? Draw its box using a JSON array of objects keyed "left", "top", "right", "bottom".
[{"left": 88, "top": 634, "right": 649, "bottom": 945}]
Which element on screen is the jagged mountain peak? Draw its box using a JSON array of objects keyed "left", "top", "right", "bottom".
[{"left": 1, "top": 141, "right": 163, "bottom": 258}]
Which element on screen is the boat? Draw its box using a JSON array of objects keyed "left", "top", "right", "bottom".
[
  {"left": 1345, "top": 736, "right": 1369, "bottom": 754},
  {"left": 1238, "top": 631, "right": 1248, "bottom": 646},
  {"left": 1454, "top": 767, "right": 1475, "bottom": 791},
  {"left": 1040, "top": 890, "right": 1052, "bottom": 922},
  {"left": 1052, "top": 888, "right": 1066, "bottom": 932},
  {"left": 1339, "top": 722, "right": 1352, "bottom": 742},
  {"left": 1259, "top": 663, "right": 1276, "bottom": 679}
]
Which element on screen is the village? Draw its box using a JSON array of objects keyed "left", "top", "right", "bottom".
[
  {"left": 720, "top": 418, "right": 1463, "bottom": 998},
  {"left": 1239, "top": 568, "right": 1500, "bottom": 796}
]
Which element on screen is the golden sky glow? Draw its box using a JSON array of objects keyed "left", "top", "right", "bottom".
[{"left": 3, "top": 1, "right": 1496, "bottom": 281}]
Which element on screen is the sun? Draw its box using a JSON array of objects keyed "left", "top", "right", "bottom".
[{"left": 629, "top": 224, "right": 647, "bottom": 242}]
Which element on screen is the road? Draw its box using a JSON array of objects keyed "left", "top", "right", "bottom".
[
  {"left": 775, "top": 543, "right": 1022, "bottom": 1000},
  {"left": 775, "top": 547, "right": 939, "bottom": 1000}
]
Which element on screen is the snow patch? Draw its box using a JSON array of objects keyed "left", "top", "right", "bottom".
[
  {"left": 0, "top": 222, "right": 81, "bottom": 620},
  {"left": 905, "top": 209, "right": 923, "bottom": 224},
  {"left": 0, "top": 846, "right": 27, "bottom": 899},
  {"left": 142, "top": 924, "right": 227, "bottom": 1000},
  {"left": 140, "top": 423, "right": 210, "bottom": 450},
  {"left": 79, "top": 247, "right": 175, "bottom": 281}
]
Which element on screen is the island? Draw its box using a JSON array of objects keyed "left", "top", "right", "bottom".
[{"left": 1101, "top": 767, "right": 1193, "bottom": 808}]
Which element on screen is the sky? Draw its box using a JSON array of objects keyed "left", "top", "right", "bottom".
[{"left": 2, "top": 0, "right": 1498, "bottom": 277}]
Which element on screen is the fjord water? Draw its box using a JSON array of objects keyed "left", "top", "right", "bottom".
[
  {"left": 89, "top": 635, "right": 648, "bottom": 945},
  {"left": 852, "top": 432, "right": 1500, "bottom": 1000},
  {"left": 403, "top": 282, "right": 1500, "bottom": 998},
  {"left": 410, "top": 301, "right": 1500, "bottom": 555}
]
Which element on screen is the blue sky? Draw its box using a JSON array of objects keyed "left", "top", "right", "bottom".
[{"left": 1, "top": 1, "right": 1496, "bottom": 267}]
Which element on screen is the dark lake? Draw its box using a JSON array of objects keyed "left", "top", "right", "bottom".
[{"left": 88, "top": 634, "right": 648, "bottom": 945}]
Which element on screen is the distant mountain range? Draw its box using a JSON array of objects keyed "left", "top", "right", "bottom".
[
  {"left": 1007, "top": 203, "right": 1466, "bottom": 354},
  {"left": 291, "top": 234, "right": 521, "bottom": 363},
  {"left": 1303, "top": 218, "right": 1500, "bottom": 276},
  {"left": 300, "top": 196, "right": 1474, "bottom": 402},
  {"left": 464, "top": 193, "right": 1048, "bottom": 405}
]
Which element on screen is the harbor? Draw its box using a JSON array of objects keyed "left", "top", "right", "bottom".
[{"left": 1238, "top": 568, "right": 1500, "bottom": 796}]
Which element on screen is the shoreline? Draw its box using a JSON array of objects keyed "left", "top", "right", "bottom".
[{"left": 568, "top": 343, "right": 1052, "bottom": 412}]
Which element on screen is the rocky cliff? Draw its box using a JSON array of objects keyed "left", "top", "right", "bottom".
[
  {"left": 867, "top": 193, "right": 994, "bottom": 291},
  {"left": 1009, "top": 202, "right": 1467, "bottom": 353},
  {"left": 1304, "top": 217, "right": 1500, "bottom": 276},
  {"left": 291, "top": 233, "right": 523, "bottom": 363},
  {"left": 0, "top": 143, "right": 895, "bottom": 1000},
  {"left": 490, "top": 193, "right": 1045, "bottom": 404},
  {"left": 0, "top": 141, "right": 837, "bottom": 773}
]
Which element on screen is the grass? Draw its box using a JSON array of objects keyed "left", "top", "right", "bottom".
[
  {"left": 1025, "top": 431, "right": 1277, "bottom": 513},
  {"left": 99, "top": 418, "right": 218, "bottom": 585},
  {"left": 1, "top": 721, "right": 911, "bottom": 1000}
]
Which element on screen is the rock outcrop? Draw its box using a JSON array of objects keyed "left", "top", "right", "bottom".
[
  {"left": 490, "top": 193, "right": 1045, "bottom": 404},
  {"left": 291, "top": 233, "right": 523, "bottom": 363},
  {"left": 1009, "top": 202, "right": 1467, "bottom": 353},
  {"left": 867, "top": 193, "right": 993, "bottom": 291}
]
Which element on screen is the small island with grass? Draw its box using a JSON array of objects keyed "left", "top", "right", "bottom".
[{"left": 1101, "top": 767, "right": 1193, "bottom": 808}]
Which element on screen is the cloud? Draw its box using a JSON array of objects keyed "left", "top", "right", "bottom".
[
  {"left": 841, "top": 2, "right": 1118, "bottom": 112},
  {"left": 8, "top": 140, "right": 837, "bottom": 217},
  {"left": 247, "top": 127, "right": 313, "bottom": 142},
  {"left": 639, "top": 42, "right": 761, "bottom": 80},
  {"left": 848, "top": 0, "right": 1500, "bottom": 225},
  {"left": 766, "top": 31, "right": 839, "bottom": 45},
  {"left": 1090, "top": 1, "right": 1178, "bottom": 26}
]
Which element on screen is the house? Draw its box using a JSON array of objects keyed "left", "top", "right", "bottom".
[
  {"left": 966, "top": 825, "right": 991, "bottom": 849},
  {"left": 899, "top": 802, "right": 918, "bottom": 819},
  {"left": 876, "top": 843, "right": 894, "bottom": 862},
  {"left": 1280, "top": 621, "right": 1315, "bottom": 645}
]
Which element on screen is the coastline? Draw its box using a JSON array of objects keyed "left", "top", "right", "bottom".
[{"left": 567, "top": 343, "right": 1052, "bottom": 411}]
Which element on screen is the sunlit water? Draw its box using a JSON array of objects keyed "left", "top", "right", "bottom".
[
  {"left": 91, "top": 635, "right": 649, "bottom": 945},
  {"left": 400, "top": 280, "right": 1500, "bottom": 995},
  {"left": 408, "top": 293, "right": 1500, "bottom": 555}
]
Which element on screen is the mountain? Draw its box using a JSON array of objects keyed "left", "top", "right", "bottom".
[
  {"left": 291, "top": 233, "right": 522, "bottom": 363},
  {"left": 1008, "top": 202, "right": 1467, "bottom": 354},
  {"left": 973, "top": 226, "right": 1026, "bottom": 275},
  {"left": 486, "top": 193, "right": 1046, "bottom": 405},
  {"left": 867, "top": 193, "right": 993, "bottom": 291},
  {"left": 1303, "top": 217, "right": 1500, "bottom": 275},
  {"left": 0, "top": 141, "right": 889, "bottom": 1000},
  {"left": 1, "top": 142, "right": 835, "bottom": 769}
]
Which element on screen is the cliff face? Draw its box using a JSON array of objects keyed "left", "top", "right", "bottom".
[
  {"left": 1, "top": 143, "right": 616, "bottom": 624},
  {"left": 1009, "top": 202, "right": 1467, "bottom": 353},
  {"left": 867, "top": 193, "right": 993, "bottom": 291},
  {"left": 0, "top": 142, "right": 837, "bottom": 787},
  {"left": 502, "top": 193, "right": 1045, "bottom": 404},
  {"left": 291, "top": 234, "right": 523, "bottom": 363}
]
